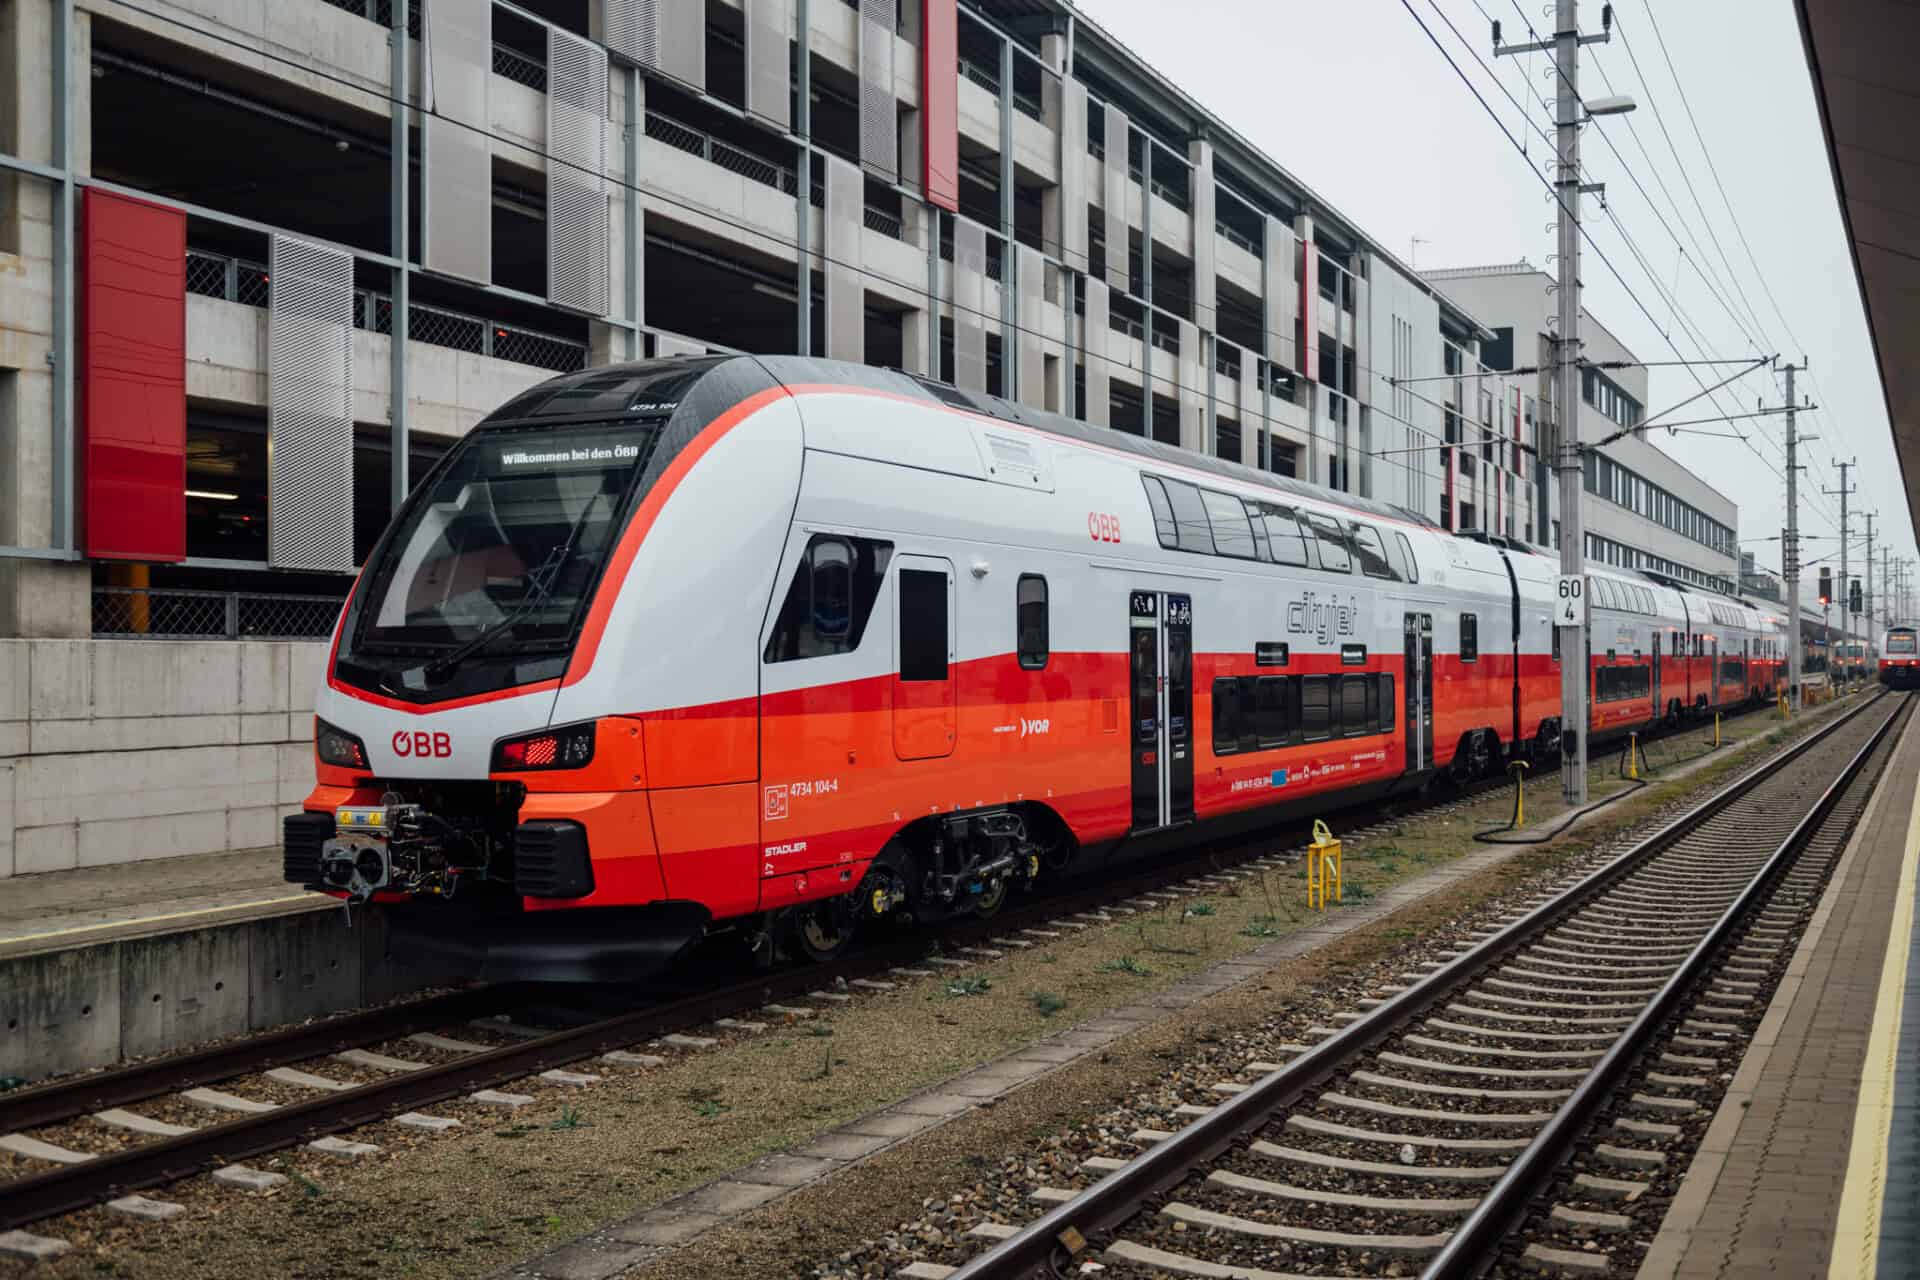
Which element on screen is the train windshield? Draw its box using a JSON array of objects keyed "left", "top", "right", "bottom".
[
  {"left": 1891, "top": 631, "right": 1916, "bottom": 654},
  {"left": 355, "top": 421, "right": 660, "bottom": 656}
]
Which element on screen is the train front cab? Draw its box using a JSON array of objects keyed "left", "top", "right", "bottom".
[
  {"left": 285, "top": 357, "right": 811, "bottom": 981},
  {"left": 1883, "top": 627, "right": 1919, "bottom": 688}
]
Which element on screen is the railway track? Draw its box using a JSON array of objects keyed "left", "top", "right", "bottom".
[
  {"left": 0, "top": 696, "right": 1809, "bottom": 1242},
  {"left": 913, "top": 690, "right": 1908, "bottom": 1280}
]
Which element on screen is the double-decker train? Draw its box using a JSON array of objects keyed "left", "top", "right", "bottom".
[
  {"left": 283, "top": 357, "right": 1787, "bottom": 980},
  {"left": 1882, "top": 626, "right": 1918, "bottom": 688}
]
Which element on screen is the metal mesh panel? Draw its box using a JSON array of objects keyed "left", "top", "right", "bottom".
[
  {"left": 744, "top": 0, "right": 792, "bottom": 129},
  {"left": 185, "top": 251, "right": 229, "bottom": 299},
  {"left": 602, "top": 0, "right": 657, "bottom": 68},
  {"left": 94, "top": 587, "right": 346, "bottom": 639},
  {"left": 548, "top": 28, "right": 610, "bottom": 315},
  {"left": 268, "top": 235, "right": 355, "bottom": 573},
  {"left": 424, "top": 0, "right": 492, "bottom": 284},
  {"left": 494, "top": 42, "right": 548, "bottom": 91},
  {"left": 858, "top": 0, "right": 897, "bottom": 181},
  {"left": 494, "top": 323, "right": 591, "bottom": 371},
  {"left": 410, "top": 301, "right": 486, "bottom": 352}
]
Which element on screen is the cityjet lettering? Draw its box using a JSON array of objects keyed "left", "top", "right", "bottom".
[{"left": 1286, "top": 592, "right": 1360, "bottom": 645}]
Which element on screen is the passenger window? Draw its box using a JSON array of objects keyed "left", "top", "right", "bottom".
[
  {"left": 1016, "top": 575, "right": 1048, "bottom": 670},
  {"left": 1461, "top": 613, "right": 1479, "bottom": 663},
  {"left": 1162, "top": 479, "right": 1216, "bottom": 554},
  {"left": 1377, "top": 674, "right": 1396, "bottom": 733},
  {"left": 764, "top": 535, "right": 894, "bottom": 662},
  {"left": 1305, "top": 513, "right": 1352, "bottom": 573},
  {"left": 1254, "top": 677, "right": 1291, "bottom": 748},
  {"left": 1142, "top": 477, "right": 1178, "bottom": 549},
  {"left": 1260, "top": 505, "right": 1313, "bottom": 567},
  {"left": 1201, "top": 489, "right": 1259, "bottom": 559},
  {"left": 1212, "top": 677, "right": 1245, "bottom": 754},
  {"left": 1395, "top": 531, "right": 1420, "bottom": 583},
  {"left": 898, "top": 569, "right": 949, "bottom": 681},
  {"left": 1242, "top": 500, "right": 1271, "bottom": 561},
  {"left": 1301, "top": 676, "right": 1332, "bottom": 741},
  {"left": 1350, "top": 524, "right": 1396, "bottom": 580},
  {"left": 1340, "top": 675, "right": 1370, "bottom": 735}
]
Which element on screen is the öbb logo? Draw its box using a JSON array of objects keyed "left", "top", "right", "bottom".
[
  {"left": 392, "top": 730, "right": 452, "bottom": 758},
  {"left": 1086, "top": 512, "right": 1122, "bottom": 544}
]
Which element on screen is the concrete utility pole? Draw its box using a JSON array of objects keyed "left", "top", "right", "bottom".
[
  {"left": 1781, "top": 362, "right": 1806, "bottom": 709},
  {"left": 1496, "top": 0, "right": 1620, "bottom": 805},
  {"left": 1864, "top": 512, "right": 1876, "bottom": 645},
  {"left": 1826, "top": 461, "right": 1855, "bottom": 683}
]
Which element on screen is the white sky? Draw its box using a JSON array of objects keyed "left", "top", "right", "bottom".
[{"left": 1076, "top": 0, "right": 1915, "bottom": 607}]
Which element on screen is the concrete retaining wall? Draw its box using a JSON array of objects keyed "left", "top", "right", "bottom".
[
  {"left": 0, "top": 638, "right": 329, "bottom": 878},
  {"left": 0, "top": 905, "right": 443, "bottom": 1081}
]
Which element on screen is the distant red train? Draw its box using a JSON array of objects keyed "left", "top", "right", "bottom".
[
  {"left": 1882, "top": 626, "right": 1918, "bottom": 688},
  {"left": 284, "top": 357, "right": 1790, "bottom": 980}
]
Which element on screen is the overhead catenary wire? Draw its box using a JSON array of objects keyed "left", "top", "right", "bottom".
[
  {"left": 1499, "top": 0, "right": 1851, "bottom": 526},
  {"left": 1434, "top": 0, "right": 1847, "bottom": 536}
]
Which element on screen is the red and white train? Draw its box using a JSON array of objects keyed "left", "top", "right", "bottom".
[
  {"left": 284, "top": 357, "right": 1787, "bottom": 979},
  {"left": 1881, "top": 626, "right": 1918, "bottom": 688}
]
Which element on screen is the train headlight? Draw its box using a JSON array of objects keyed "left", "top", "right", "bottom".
[
  {"left": 491, "top": 721, "right": 596, "bottom": 773},
  {"left": 316, "top": 717, "right": 369, "bottom": 770}
]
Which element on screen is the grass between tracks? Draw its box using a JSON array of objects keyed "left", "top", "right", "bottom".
[{"left": 0, "top": 697, "right": 1851, "bottom": 1280}]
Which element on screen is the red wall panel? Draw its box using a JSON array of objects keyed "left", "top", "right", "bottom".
[
  {"left": 922, "top": 0, "right": 959, "bottom": 213},
  {"left": 82, "top": 189, "right": 187, "bottom": 562}
]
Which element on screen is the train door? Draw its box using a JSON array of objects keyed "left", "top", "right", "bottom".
[
  {"left": 1651, "top": 633, "right": 1662, "bottom": 718},
  {"left": 1128, "top": 590, "right": 1194, "bottom": 832},
  {"left": 1402, "top": 613, "right": 1434, "bottom": 773},
  {"left": 892, "top": 556, "right": 956, "bottom": 760}
]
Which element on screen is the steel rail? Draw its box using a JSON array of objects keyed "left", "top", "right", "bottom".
[
  {"left": 1424, "top": 691, "right": 1911, "bottom": 1277},
  {"left": 0, "top": 730, "right": 1547, "bottom": 1157},
  {"left": 944, "top": 691, "right": 1893, "bottom": 1279},
  {"left": 0, "top": 775, "right": 1475, "bottom": 1231},
  {"left": 0, "top": 694, "right": 1805, "bottom": 1231},
  {"left": 0, "top": 986, "right": 510, "bottom": 1134}
]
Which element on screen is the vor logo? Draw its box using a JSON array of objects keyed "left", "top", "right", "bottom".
[{"left": 1020, "top": 717, "right": 1052, "bottom": 738}]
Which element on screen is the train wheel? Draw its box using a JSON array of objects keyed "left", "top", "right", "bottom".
[
  {"left": 793, "top": 901, "right": 855, "bottom": 963},
  {"left": 972, "top": 874, "right": 1010, "bottom": 918}
]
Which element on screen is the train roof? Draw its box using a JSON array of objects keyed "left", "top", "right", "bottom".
[
  {"left": 483, "top": 357, "right": 1760, "bottom": 604},
  {"left": 490, "top": 355, "right": 1444, "bottom": 534}
]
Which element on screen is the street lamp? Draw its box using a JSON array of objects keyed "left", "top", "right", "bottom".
[{"left": 1584, "top": 94, "right": 1637, "bottom": 117}]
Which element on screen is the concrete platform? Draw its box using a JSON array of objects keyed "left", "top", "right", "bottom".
[
  {"left": 1638, "top": 698, "right": 1920, "bottom": 1279},
  {"left": 0, "top": 847, "right": 446, "bottom": 1083},
  {"left": 0, "top": 847, "right": 321, "bottom": 959}
]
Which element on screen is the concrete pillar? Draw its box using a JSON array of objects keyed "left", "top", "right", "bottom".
[
  {"left": 1016, "top": 243, "right": 1046, "bottom": 410},
  {"left": 0, "top": 1, "right": 88, "bottom": 638},
  {"left": 1177, "top": 318, "right": 1201, "bottom": 452},
  {"left": 1188, "top": 138, "right": 1214, "bottom": 332},
  {"left": 1083, "top": 276, "right": 1110, "bottom": 427},
  {"left": 611, "top": 71, "right": 645, "bottom": 360}
]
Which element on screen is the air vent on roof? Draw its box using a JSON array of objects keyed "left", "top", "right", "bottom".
[{"left": 973, "top": 429, "right": 1054, "bottom": 492}]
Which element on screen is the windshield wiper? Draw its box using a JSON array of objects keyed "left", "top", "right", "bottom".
[{"left": 421, "top": 498, "right": 604, "bottom": 681}]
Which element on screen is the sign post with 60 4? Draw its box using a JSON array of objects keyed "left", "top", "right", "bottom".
[{"left": 1555, "top": 575, "right": 1586, "bottom": 626}]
